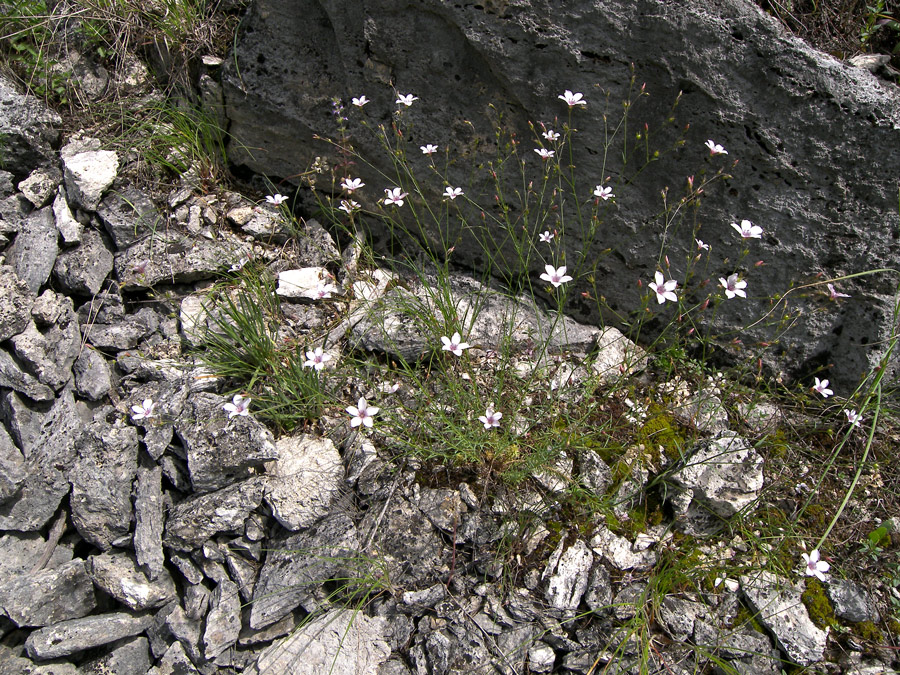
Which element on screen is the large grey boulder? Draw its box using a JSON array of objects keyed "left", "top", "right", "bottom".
[{"left": 224, "top": 0, "right": 900, "bottom": 389}]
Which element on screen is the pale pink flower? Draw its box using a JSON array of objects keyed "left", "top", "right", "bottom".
[
  {"left": 347, "top": 397, "right": 379, "bottom": 428},
  {"left": 443, "top": 187, "right": 464, "bottom": 200},
  {"left": 303, "top": 347, "right": 332, "bottom": 371},
  {"left": 479, "top": 407, "right": 503, "bottom": 430},
  {"left": 719, "top": 273, "right": 747, "bottom": 299},
  {"left": 351, "top": 96, "right": 370, "bottom": 107},
  {"left": 845, "top": 409, "right": 862, "bottom": 428},
  {"left": 813, "top": 377, "right": 833, "bottom": 398},
  {"left": 341, "top": 177, "right": 364, "bottom": 192},
  {"left": 223, "top": 394, "right": 251, "bottom": 418},
  {"left": 705, "top": 140, "right": 728, "bottom": 155},
  {"left": 827, "top": 283, "right": 850, "bottom": 300},
  {"left": 383, "top": 188, "right": 408, "bottom": 207},
  {"left": 542, "top": 129, "right": 560, "bottom": 141},
  {"left": 801, "top": 549, "right": 830, "bottom": 582},
  {"left": 539, "top": 230, "right": 554, "bottom": 243},
  {"left": 339, "top": 200, "right": 361, "bottom": 214},
  {"left": 540, "top": 264, "right": 573, "bottom": 288},
  {"left": 696, "top": 239, "right": 709, "bottom": 251},
  {"left": 131, "top": 399, "right": 156, "bottom": 421},
  {"left": 649, "top": 271, "right": 678, "bottom": 304},
  {"left": 593, "top": 185, "right": 614, "bottom": 201},
  {"left": 441, "top": 332, "right": 471, "bottom": 357},
  {"left": 266, "top": 194, "right": 288, "bottom": 206},
  {"left": 396, "top": 93, "right": 418, "bottom": 107},
  {"left": 534, "top": 148, "right": 555, "bottom": 159},
  {"left": 420, "top": 144, "right": 438, "bottom": 155},
  {"left": 731, "top": 220, "right": 763, "bottom": 239},
  {"left": 559, "top": 90, "right": 586, "bottom": 107}
]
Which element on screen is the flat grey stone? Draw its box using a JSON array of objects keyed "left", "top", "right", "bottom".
[
  {"left": 77, "top": 289, "right": 125, "bottom": 325},
  {"left": 670, "top": 431, "right": 764, "bottom": 520},
  {"left": 88, "top": 551, "right": 177, "bottom": 611},
  {"left": 0, "top": 423, "right": 25, "bottom": 504},
  {"left": 53, "top": 227, "right": 114, "bottom": 295},
  {"left": 165, "top": 604, "right": 203, "bottom": 664},
  {"left": 97, "top": 187, "right": 161, "bottom": 250},
  {"left": 248, "top": 609, "right": 390, "bottom": 675},
  {"left": 0, "top": 531, "right": 73, "bottom": 577},
  {"left": 0, "top": 559, "right": 95, "bottom": 627},
  {"left": 0, "top": 348, "right": 53, "bottom": 402},
  {"left": 0, "top": 389, "right": 48, "bottom": 455},
  {"left": 0, "top": 644, "right": 79, "bottom": 674},
  {"left": 18, "top": 166, "right": 60, "bottom": 208},
  {"left": 114, "top": 233, "right": 238, "bottom": 290},
  {"left": 163, "top": 478, "right": 265, "bottom": 552},
  {"left": 151, "top": 640, "right": 200, "bottom": 674},
  {"left": 827, "top": 578, "right": 880, "bottom": 624},
  {"left": 61, "top": 136, "right": 118, "bottom": 212},
  {"left": 0, "top": 265, "right": 34, "bottom": 341},
  {"left": 78, "top": 636, "right": 151, "bottom": 675},
  {"left": 584, "top": 562, "right": 613, "bottom": 613},
  {"left": 357, "top": 496, "right": 447, "bottom": 588},
  {"left": 264, "top": 434, "right": 343, "bottom": 530},
  {"left": 542, "top": 539, "right": 593, "bottom": 612},
  {"left": 8, "top": 206, "right": 57, "bottom": 294},
  {"left": 53, "top": 186, "right": 82, "bottom": 244},
  {"left": 82, "top": 306, "right": 159, "bottom": 351},
  {"left": 68, "top": 419, "right": 138, "bottom": 550},
  {"left": 0, "top": 390, "right": 80, "bottom": 531},
  {"left": 250, "top": 512, "right": 359, "bottom": 629},
  {"left": 72, "top": 347, "right": 112, "bottom": 401},
  {"left": 133, "top": 461, "right": 166, "bottom": 580},
  {"left": 10, "top": 294, "right": 81, "bottom": 391},
  {"left": 0, "top": 73, "right": 61, "bottom": 176},
  {"left": 25, "top": 611, "right": 153, "bottom": 661},
  {"left": 175, "top": 392, "right": 277, "bottom": 493},
  {"left": 203, "top": 579, "right": 241, "bottom": 660},
  {"left": 740, "top": 571, "right": 827, "bottom": 667}
]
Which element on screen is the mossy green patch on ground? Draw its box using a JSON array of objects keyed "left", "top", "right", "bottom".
[{"left": 801, "top": 579, "right": 838, "bottom": 631}]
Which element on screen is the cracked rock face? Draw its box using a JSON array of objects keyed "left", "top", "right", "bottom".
[{"left": 224, "top": 0, "right": 900, "bottom": 390}]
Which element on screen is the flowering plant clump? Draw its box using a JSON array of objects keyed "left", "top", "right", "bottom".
[
  {"left": 558, "top": 90, "right": 586, "bottom": 107},
  {"left": 441, "top": 332, "right": 471, "bottom": 357},
  {"left": 540, "top": 265, "right": 573, "bottom": 288},
  {"left": 131, "top": 398, "right": 156, "bottom": 421},
  {"left": 719, "top": 273, "right": 747, "bottom": 299},
  {"left": 593, "top": 185, "right": 614, "bottom": 201},
  {"left": 347, "top": 397, "right": 379, "bottom": 428},
  {"left": 383, "top": 188, "right": 408, "bottom": 207},
  {"left": 827, "top": 283, "right": 850, "bottom": 300},
  {"left": 303, "top": 347, "right": 332, "bottom": 371},
  {"left": 479, "top": 406, "right": 502, "bottom": 429},
  {"left": 649, "top": 271, "right": 678, "bottom": 304},
  {"left": 731, "top": 220, "right": 763, "bottom": 239},
  {"left": 845, "top": 409, "right": 862, "bottom": 428},
  {"left": 705, "top": 139, "right": 728, "bottom": 155},
  {"left": 801, "top": 549, "right": 830, "bottom": 582},
  {"left": 812, "top": 378, "right": 833, "bottom": 398},
  {"left": 224, "top": 394, "right": 251, "bottom": 418},
  {"left": 341, "top": 177, "right": 364, "bottom": 192},
  {"left": 443, "top": 187, "right": 464, "bottom": 200}
]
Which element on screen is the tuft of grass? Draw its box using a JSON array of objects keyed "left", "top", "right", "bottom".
[{"left": 198, "top": 264, "right": 324, "bottom": 432}]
